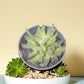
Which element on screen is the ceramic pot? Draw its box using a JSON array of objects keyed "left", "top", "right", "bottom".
[{"left": 4, "top": 74, "right": 70, "bottom": 84}]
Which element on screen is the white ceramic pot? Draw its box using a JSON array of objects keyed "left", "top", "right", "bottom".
[{"left": 4, "top": 74, "right": 70, "bottom": 84}]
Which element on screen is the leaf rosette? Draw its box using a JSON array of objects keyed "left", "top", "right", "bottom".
[
  {"left": 6, "top": 58, "right": 29, "bottom": 77},
  {"left": 21, "top": 24, "right": 66, "bottom": 69}
]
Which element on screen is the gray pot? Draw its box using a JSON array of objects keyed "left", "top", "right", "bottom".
[{"left": 18, "top": 25, "right": 66, "bottom": 70}]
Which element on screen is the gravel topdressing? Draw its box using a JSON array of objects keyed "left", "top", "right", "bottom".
[{"left": 22, "top": 68, "right": 69, "bottom": 79}]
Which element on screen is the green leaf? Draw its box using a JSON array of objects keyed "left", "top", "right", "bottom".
[
  {"left": 46, "top": 33, "right": 58, "bottom": 46},
  {"left": 44, "top": 55, "right": 50, "bottom": 64},
  {"left": 9, "top": 62, "right": 17, "bottom": 67},
  {"left": 47, "top": 24, "right": 54, "bottom": 35},
  {"left": 18, "top": 58, "right": 23, "bottom": 67},
  {"left": 56, "top": 40, "right": 63, "bottom": 48},
  {"left": 20, "top": 66, "right": 29, "bottom": 72},
  {"left": 40, "top": 25, "right": 46, "bottom": 35},
  {"left": 22, "top": 42, "right": 41, "bottom": 51},
  {"left": 21, "top": 24, "right": 65, "bottom": 68},
  {"left": 37, "top": 26, "right": 41, "bottom": 35},
  {"left": 39, "top": 51, "right": 44, "bottom": 56},
  {"left": 30, "top": 54, "right": 43, "bottom": 63},
  {"left": 55, "top": 46, "right": 65, "bottom": 54},
  {"left": 51, "top": 45, "right": 55, "bottom": 51},
  {"left": 52, "top": 54, "right": 57, "bottom": 59},
  {"left": 6, "top": 67, "right": 15, "bottom": 72},
  {"left": 55, "top": 65, "right": 67, "bottom": 75},
  {"left": 9, "top": 70, "right": 17, "bottom": 77},
  {"left": 26, "top": 30, "right": 39, "bottom": 45},
  {"left": 46, "top": 48, "right": 52, "bottom": 55},
  {"left": 32, "top": 46, "right": 41, "bottom": 51},
  {"left": 18, "top": 71, "right": 24, "bottom": 77},
  {"left": 26, "top": 30, "right": 32, "bottom": 36},
  {"left": 29, "top": 51, "right": 38, "bottom": 58},
  {"left": 6, "top": 58, "right": 29, "bottom": 77},
  {"left": 25, "top": 36, "right": 37, "bottom": 45}
]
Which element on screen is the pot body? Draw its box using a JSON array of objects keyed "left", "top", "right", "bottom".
[
  {"left": 4, "top": 74, "right": 70, "bottom": 84},
  {"left": 18, "top": 25, "right": 66, "bottom": 70}
]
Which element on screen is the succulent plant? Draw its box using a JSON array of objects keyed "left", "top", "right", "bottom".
[
  {"left": 6, "top": 58, "right": 29, "bottom": 77},
  {"left": 55, "top": 64, "right": 67, "bottom": 75},
  {"left": 22, "top": 24, "right": 65, "bottom": 68}
]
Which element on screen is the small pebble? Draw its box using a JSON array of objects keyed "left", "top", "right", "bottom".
[
  {"left": 26, "top": 71, "right": 30, "bottom": 75},
  {"left": 45, "top": 76, "right": 49, "bottom": 79},
  {"left": 35, "top": 70, "right": 40, "bottom": 73},
  {"left": 20, "top": 68, "right": 69, "bottom": 79}
]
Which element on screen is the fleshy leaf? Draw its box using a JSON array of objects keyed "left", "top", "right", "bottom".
[
  {"left": 22, "top": 24, "right": 65, "bottom": 68},
  {"left": 30, "top": 54, "right": 43, "bottom": 63},
  {"left": 9, "top": 70, "right": 17, "bottom": 77},
  {"left": 40, "top": 25, "right": 46, "bottom": 35},
  {"left": 55, "top": 46, "right": 65, "bottom": 54},
  {"left": 44, "top": 55, "right": 50, "bottom": 64},
  {"left": 29, "top": 51, "right": 38, "bottom": 58},
  {"left": 56, "top": 40, "right": 63, "bottom": 48},
  {"left": 6, "top": 58, "right": 29, "bottom": 77},
  {"left": 55, "top": 65, "right": 67, "bottom": 75},
  {"left": 46, "top": 33, "right": 57, "bottom": 46}
]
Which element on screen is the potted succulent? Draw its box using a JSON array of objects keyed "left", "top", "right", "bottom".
[{"left": 4, "top": 24, "right": 70, "bottom": 84}]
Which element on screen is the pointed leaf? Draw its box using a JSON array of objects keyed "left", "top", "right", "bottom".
[
  {"left": 29, "top": 51, "right": 38, "bottom": 58},
  {"left": 56, "top": 40, "right": 63, "bottom": 48},
  {"left": 40, "top": 25, "right": 46, "bottom": 35},
  {"left": 55, "top": 47, "right": 65, "bottom": 54},
  {"left": 9, "top": 70, "right": 17, "bottom": 77},
  {"left": 44, "top": 55, "right": 51, "bottom": 65},
  {"left": 30, "top": 55, "right": 43, "bottom": 63}
]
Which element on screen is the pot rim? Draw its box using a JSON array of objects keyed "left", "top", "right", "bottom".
[
  {"left": 4, "top": 74, "right": 70, "bottom": 80},
  {"left": 18, "top": 25, "right": 66, "bottom": 70}
]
